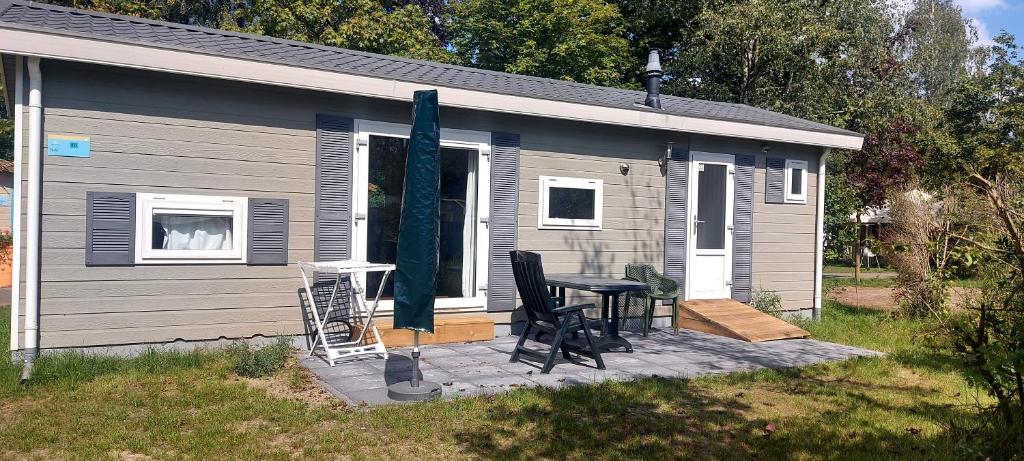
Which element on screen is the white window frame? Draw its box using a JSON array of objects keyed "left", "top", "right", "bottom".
[
  {"left": 352, "top": 120, "right": 491, "bottom": 312},
  {"left": 784, "top": 159, "right": 809, "bottom": 204},
  {"left": 135, "top": 192, "right": 248, "bottom": 264},
  {"left": 537, "top": 176, "right": 604, "bottom": 230}
]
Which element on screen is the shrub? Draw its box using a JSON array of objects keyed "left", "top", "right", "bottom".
[
  {"left": 228, "top": 337, "right": 293, "bottom": 378},
  {"left": 751, "top": 288, "right": 783, "bottom": 318},
  {"left": 882, "top": 187, "right": 961, "bottom": 318}
]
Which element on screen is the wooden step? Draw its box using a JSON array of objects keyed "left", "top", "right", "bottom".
[
  {"left": 675, "top": 299, "right": 809, "bottom": 342},
  {"left": 354, "top": 316, "right": 495, "bottom": 347}
]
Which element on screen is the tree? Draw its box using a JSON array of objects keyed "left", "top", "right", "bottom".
[
  {"left": 45, "top": 0, "right": 451, "bottom": 62},
  {"left": 448, "top": 0, "right": 633, "bottom": 87},
  {"left": 664, "top": 0, "right": 901, "bottom": 124},
  {"left": 610, "top": 0, "right": 701, "bottom": 87},
  {"left": 916, "top": 32, "right": 1024, "bottom": 449},
  {"left": 0, "top": 90, "right": 11, "bottom": 162},
  {"left": 230, "top": 0, "right": 451, "bottom": 62},
  {"left": 903, "top": 0, "right": 983, "bottom": 104}
]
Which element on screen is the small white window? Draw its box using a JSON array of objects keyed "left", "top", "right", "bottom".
[
  {"left": 136, "top": 193, "right": 247, "bottom": 264},
  {"left": 784, "top": 159, "right": 808, "bottom": 204},
  {"left": 538, "top": 176, "right": 603, "bottom": 229}
]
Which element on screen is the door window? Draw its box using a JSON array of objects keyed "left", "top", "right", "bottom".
[{"left": 695, "top": 163, "right": 727, "bottom": 250}]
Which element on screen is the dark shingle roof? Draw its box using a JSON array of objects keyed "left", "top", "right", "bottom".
[{"left": 0, "top": 0, "right": 861, "bottom": 138}]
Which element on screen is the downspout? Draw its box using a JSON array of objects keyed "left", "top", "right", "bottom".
[
  {"left": 9, "top": 56, "right": 23, "bottom": 354},
  {"left": 20, "top": 57, "right": 41, "bottom": 383},
  {"left": 812, "top": 148, "right": 830, "bottom": 321}
]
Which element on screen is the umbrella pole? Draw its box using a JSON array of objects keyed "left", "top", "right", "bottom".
[
  {"left": 411, "top": 331, "right": 421, "bottom": 387},
  {"left": 387, "top": 330, "right": 441, "bottom": 401}
]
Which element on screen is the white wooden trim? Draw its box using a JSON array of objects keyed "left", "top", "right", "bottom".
[
  {"left": 135, "top": 192, "right": 248, "bottom": 264},
  {"left": 686, "top": 152, "right": 735, "bottom": 300},
  {"left": 0, "top": 28, "right": 865, "bottom": 150},
  {"left": 813, "top": 149, "right": 830, "bottom": 319},
  {"left": 351, "top": 120, "right": 491, "bottom": 311},
  {"left": 537, "top": 176, "right": 604, "bottom": 230},
  {"left": 784, "top": 159, "right": 809, "bottom": 204}
]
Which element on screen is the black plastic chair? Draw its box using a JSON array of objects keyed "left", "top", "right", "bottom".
[{"left": 508, "top": 250, "right": 606, "bottom": 374}]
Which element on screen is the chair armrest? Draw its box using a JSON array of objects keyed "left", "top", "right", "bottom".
[
  {"left": 552, "top": 303, "right": 597, "bottom": 315},
  {"left": 655, "top": 275, "right": 679, "bottom": 297}
]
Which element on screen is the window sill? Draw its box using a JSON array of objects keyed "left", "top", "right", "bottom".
[
  {"left": 537, "top": 224, "right": 603, "bottom": 231},
  {"left": 134, "top": 259, "right": 250, "bottom": 265}
]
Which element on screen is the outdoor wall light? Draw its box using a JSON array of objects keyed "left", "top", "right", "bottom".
[
  {"left": 762, "top": 143, "right": 772, "bottom": 153},
  {"left": 619, "top": 162, "right": 630, "bottom": 175},
  {"left": 660, "top": 142, "right": 674, "bottom": 169}
]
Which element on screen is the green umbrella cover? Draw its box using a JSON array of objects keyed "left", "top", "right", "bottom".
[{"left": 392, "top": 89, "right": 440, "bottom": 333}]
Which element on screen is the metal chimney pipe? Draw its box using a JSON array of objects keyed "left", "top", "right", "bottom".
[{"left": 644, "top": 49, "right": 663, "bottom": 109}]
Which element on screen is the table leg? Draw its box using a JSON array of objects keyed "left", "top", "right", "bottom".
[
  {"left": 599, "top": 292, "right": 633, "bottom": 353},
  {"left": 610, "top": 293, "right": 620, "bottom": 337},
  {"left": 597, "top": 294, "right": 609, "bottom": 335}
]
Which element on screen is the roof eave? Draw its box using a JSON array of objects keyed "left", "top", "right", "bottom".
[{"left": 0, "top": 26, "right": 865, "bottom": 150}]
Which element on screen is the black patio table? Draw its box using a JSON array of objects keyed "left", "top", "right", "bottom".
[{"left": 544, "top": 274, "right": 649, "bottom": 353}]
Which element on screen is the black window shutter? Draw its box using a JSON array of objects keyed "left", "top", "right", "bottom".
[
  {"left": 732, "top": 154, "right": 754, "bottom": 302},
  {"left": 315, "top": 115, "right": 354, "bottom": 262},
  {"left": 664, "top": 145, "right": 688, "bottom": 287},
  {"left": 248, "top": 198, "right": 289, "bottom": 265},
  {"left": 85, "top": 191, "right": 135, "bottom": 266},
  {"left": 765, "top": 157, "right": 785, "bottom": 204},
  {"left": 488, "top": 132, "right": 520, "bottom": 312}
]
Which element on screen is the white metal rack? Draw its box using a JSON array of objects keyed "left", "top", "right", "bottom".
[{"left": 299, "top": 260, "right": 395, "bottom": 366}]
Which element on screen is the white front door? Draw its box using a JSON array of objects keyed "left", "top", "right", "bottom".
[{"left": 686, "top": 152, "right": 735, "bottom": 300}]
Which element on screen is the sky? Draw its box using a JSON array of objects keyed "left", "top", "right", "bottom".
[{"left": 955, "top": 0, "right": 1024, "bottom": 46}]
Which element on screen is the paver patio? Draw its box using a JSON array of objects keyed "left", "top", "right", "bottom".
[{"left": 301, "top": 328, "right": 881, "bottom": 405}]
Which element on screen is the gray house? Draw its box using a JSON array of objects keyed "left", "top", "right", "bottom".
[{"left": 1, "top": 0, "right": 863, "bottom": 356}]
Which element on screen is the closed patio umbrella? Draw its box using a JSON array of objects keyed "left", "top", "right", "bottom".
[{"left": 388, "top": 89, "right": 442, "bottom": 401}]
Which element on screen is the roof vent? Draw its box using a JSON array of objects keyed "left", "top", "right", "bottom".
[{"left": 644, "top": 49, "right": 663, "bottom": 110}]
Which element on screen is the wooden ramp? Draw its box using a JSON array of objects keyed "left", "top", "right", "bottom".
[{"left": 675, "top": 299, "right": 810, "bottom": 342}]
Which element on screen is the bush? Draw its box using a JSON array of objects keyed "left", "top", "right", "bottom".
[
  {"left": 751, "top": 288, "right": 783, "bottom": 318},
  {"left": 882, "top": 188, "right": 958, "bottom": 318},
  {"left": 228, "top": 337, "right": 293, "bottom": 378}
]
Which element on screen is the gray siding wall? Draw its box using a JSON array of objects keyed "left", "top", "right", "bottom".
[
  {"left": 18, "top": 60, "right": 821, "bottom": 349},
  {"left": 13, "top": 64, "right": 27, "bottom": 350},
  {"left": 515, "top": 123, "right": 673, "bottom": 307}
]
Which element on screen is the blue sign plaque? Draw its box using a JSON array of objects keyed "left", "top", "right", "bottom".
[{"left": 47, "top": 135, "right": 91, "bottom": 158}]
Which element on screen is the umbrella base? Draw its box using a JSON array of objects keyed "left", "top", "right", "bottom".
[{"left": 387, "top": 380, "right": 442, "bottom": 401}]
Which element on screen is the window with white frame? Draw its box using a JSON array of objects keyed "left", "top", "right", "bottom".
[
  {"left": 538, "top": 176, "right": 603, "bottom": 229},
  {"left": 136, "top": 193, "right": 247, "bottom": 264},
  {"left": 352, "top": 120, "right": 491, "bottom": 310},
  {"left": 784, "top": 159, "right": 808, "bottom": 204}
]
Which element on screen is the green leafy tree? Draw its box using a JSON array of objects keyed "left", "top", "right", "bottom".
[
  {"left": 0, "top": 90, "right": 11, "bottom": 162},
  {"left": 448, "top": 0, "right": 633, "bottom": 86},
  {"left": 915, "top": 32, "right": 1024, "bottom": 449},
  {"left": 610, "top": 0, "right": 701, "bottom": 86},
  {"left": 664, "top": 0, "right": 900, "bottom": 124},
  {"left": 904, "top": 0, "right": 984, "bottom": 104},
  {"left": 230, "top": 0, "right": 451, "bottom": 62}
]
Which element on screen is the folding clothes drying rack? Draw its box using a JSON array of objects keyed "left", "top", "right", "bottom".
[{"left": 298, "top": 260, "right": 395, "bottom": 366}]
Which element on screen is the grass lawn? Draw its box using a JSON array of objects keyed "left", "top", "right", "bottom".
[
  {"left": 823, "top": 265, "right": 893, "bottom": 274},
  {"left": 1, "top": 304, "right": 988, "bottom": 460}
]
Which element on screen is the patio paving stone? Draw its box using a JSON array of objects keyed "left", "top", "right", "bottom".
[{"left": 301, "top": 328, "right": 881, "bottom": 406}]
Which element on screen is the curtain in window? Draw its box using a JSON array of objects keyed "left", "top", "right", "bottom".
[
  {"left": 154, "top": 215, "right": 233, "bottom": 250},
  {"left": 461, "top": 159, "right": 477, "bottom": 296}
]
